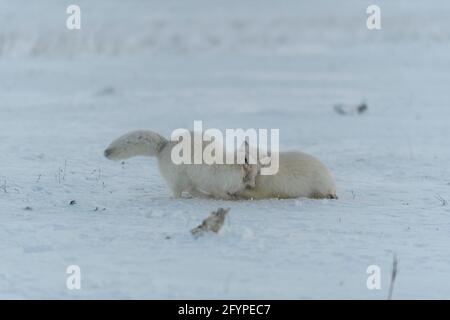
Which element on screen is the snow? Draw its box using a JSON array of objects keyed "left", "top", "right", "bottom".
[{"left": 1, "top": 0, "right": 450, "bottom": 299}]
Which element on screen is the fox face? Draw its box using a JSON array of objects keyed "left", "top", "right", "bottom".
[
  {"left": 104, "top": 140, "right": 139, "bottom": 160},
  {"left": 104, "top": 131, "right": 168, "bottom": 160}
]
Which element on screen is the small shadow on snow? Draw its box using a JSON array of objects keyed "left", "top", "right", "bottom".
[{"left": 94, "top": 86, "right": 117, "bottom": 97}]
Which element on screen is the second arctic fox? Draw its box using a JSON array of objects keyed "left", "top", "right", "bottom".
[
  {"left": 104, "top": 130, "right": 257, "bottom": 199},
  {"left": 236, "top": 151, "right": 337, "bottom": 200}
]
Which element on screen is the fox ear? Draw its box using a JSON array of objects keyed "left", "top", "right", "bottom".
[
  {"left": 238, "top": 140, "right": 250, "bottom": 164},
  {"left": 238, "top": 140, "right": 249, "bottom": 151}
]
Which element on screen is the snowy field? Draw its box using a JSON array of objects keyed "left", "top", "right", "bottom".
[{"left": 1, "top": 0, "right": 450, "bottom": 299}]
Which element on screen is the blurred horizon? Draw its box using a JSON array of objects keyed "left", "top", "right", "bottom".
[{"left": 1, "top": 0, "right": 450, "bottom": 58}]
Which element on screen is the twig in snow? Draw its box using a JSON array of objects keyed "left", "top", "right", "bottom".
[
  {"left": 191, "top": 208, "right": 230, "bottom": 238},
  {"left": 435, "top": 194, "right": 448, "bottom": 206},
  {"left": 63, "top": 160, "right": 67, "bottom": 181},
  {"left": 56, "top": 160, "right": 67, "bottom": 184},
  {"left": 387, "top": 254, "right": 398, "bottom": 300},
  {"left": 334, "top": 102, "right": 368, "bottom": 116},
  {"left": 1, "top": 177, "right": 7, "bottom": 193}
]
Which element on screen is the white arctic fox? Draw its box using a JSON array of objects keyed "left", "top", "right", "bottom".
[
  {"left": 104, "top": 130, "right": 258, "bottom": 199},
  {"left": 235, "top": 151, "right": 338, "bottom": 200}
]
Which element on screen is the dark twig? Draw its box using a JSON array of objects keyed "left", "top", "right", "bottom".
[
  {"left": 387, "top": 254, "right": 398, "bottom": 300},
  {"left": 435, "top": 194, "right": 448, "bottom": 206}
]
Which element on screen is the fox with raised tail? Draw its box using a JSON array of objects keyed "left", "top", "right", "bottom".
[{"left": 104, "top": 130, "right": 258, "bottom": 199}]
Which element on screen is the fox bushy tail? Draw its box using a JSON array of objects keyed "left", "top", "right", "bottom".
[{"left": 104, "top": 130, "right": 168, "bottom": 160}]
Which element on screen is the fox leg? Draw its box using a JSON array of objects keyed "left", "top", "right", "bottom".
[
  {"left": 170, "top": 186, "right": 183, "bottom": 198},
  {"left": 187, "top": 187, "right": 213, "bottom": 199}
]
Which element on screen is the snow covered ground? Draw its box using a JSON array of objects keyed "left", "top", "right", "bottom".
[{"left": 1, "top": 0, "right": 450, "bottom": 299}]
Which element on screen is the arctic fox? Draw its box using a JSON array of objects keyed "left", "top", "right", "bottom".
[
  {"left": 235, "top": 151, "right": 337, "bottom": 200},
  {"left": 104, "top": 130, "right": 258, "bottom": 199}
]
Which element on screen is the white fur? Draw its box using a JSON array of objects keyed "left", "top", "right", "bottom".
[
  {"left": 236, "top": 151, "right": 337, "bottom": 200},
  {"left": 104, "top": 130, "right": 257, "bottom": 199}
]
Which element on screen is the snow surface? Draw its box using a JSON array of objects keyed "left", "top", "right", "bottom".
[{"left": 1, "top": 0, "right": 450, "bottom": 299}]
